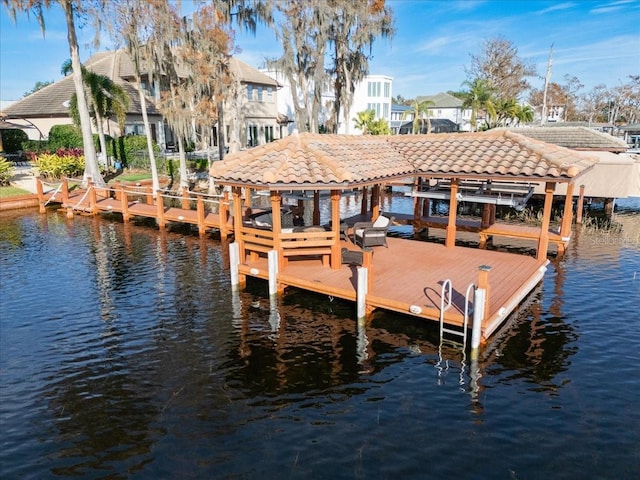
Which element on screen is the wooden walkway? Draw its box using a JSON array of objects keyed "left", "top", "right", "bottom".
[
  {"left": 39, "top": 179, "right": 233, "bottom": 237},
  {"left": 237, "top": 236, "right": 547, "bottom": 341}
]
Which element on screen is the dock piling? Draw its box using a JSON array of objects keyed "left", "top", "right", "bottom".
[
  {"left": 268, "top": 250, "right": 278, "bottom": 297},
  {"left": 357, "top": 267, "right": 368, "bottom": 320},
  {"left": 229, "top": 242, "right": 240, "bottom": 290}
]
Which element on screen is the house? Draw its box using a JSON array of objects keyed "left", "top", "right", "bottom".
[
  {"left": 3, "top": 51, "right": 282, "bottom": 153},
  {"left": 414, "top": 92, "right": 472, "bottom": 132},
  {"left": 263, "top": 70, "right": 393, "bottom": 135}
]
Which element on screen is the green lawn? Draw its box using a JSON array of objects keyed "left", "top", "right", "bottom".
[
  {"left": 0, "top": 185, "right": 32, "bottom": 198},
  {"left": 110, "top": 172, "right": 153, "bottom": 183}
]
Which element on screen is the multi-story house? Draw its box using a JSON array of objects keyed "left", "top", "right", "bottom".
[
  {"left": 414, "top": 92, "right": 472, "bottom": 132},
  {"left": 3, "top": 51, "right": 282, "bottom": 153}
]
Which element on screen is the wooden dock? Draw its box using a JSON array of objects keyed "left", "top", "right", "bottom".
[
  {"left": 236, "top": 235, "right": 547, "bottom": 341},
  {"left": 37, "top": 178, "right": 233, "bottom": 237}
]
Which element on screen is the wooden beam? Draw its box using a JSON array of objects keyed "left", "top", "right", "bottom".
[
  {"left": 313, "top": 190, "right": 321, "bottom": 225},
  {"left": 537, "top": 182, "right": 555, "bottom": 261},
  {"left": 559, "top": 183, "right": 575, "bottom": 244},
  {"left": 330, "top": 190, "right": 341, "bottom": 269},
  {"left": 445, "top": 178, "right": 459, "bottom": 248}
]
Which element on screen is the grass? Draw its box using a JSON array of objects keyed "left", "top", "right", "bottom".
[
  {"left": 0, "top": 185, "right": 33, "bottom": 198},
  {"left": 110, "top": 172, "right": 153, "bottom": 183}
]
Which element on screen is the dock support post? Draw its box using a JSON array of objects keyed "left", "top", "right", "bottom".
[
  {"left": 89, "top": 180, "right": 97, "bottom": 214},
  {"left": 356, "top": 266, "right": 368, "bottom": 320},
  {"left": 356, "top": 317, "right": 369, "bottom": 363},
  {"left": 156, "top": 192, "right": 165, "bottom": 229},
  {"left": 471, "top": 288, "right": 486, "bottom": 360},
  {"left": 229, "top": 242, "right": 240, "bottom": 290},
  {"left": 268, "top": 249, "right": 278, "bottom": 297},
  {"left": 196, "top": 195, "right": 206, "bottom": 235},
  {"left": 576, "top": 184, "right": 585, "bottom": 224}
]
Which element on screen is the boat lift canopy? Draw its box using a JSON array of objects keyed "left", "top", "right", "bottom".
[{"left": 405, "top": 179, "right": 535, "bottom": 211}]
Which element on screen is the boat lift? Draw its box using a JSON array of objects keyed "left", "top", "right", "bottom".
[{"left": 406, "top": 179, "right": 535, "bottom": 211}]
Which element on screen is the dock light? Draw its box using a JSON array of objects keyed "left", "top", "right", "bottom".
[
  {"left": 250, "top": 268, "right": 259, "bottom": 275},
  {"left": 178, "top": 215, "right": 184, "bottom": 221},
  {"left": 409, "top": 305, "right": 422, "bottom": 314}
]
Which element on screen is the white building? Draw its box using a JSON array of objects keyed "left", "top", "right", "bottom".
[{"left": 262, "top": 70, "right": 393, "bottom": 136}]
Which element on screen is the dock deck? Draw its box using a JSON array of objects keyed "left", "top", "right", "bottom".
[{"left": 238, "top": 236, "right": 547, "bottom": 341}]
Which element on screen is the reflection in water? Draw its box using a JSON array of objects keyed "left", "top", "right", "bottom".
[{"left": 1, "top": 202, "right": 639, "bottom": 478}]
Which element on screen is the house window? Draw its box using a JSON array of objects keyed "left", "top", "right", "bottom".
[
  {"left": 367, "top": 81, "right": 381, "bottom": 97},
  {"left": 264, "top": 125, "right": 274, "bottom": 143},
  {"left": 247, "top": 125, "right": 258, "bottom": 147},
  {"left": 247, "top": 84, "right": 254, "bottom": 101},
  {"left": 125, "top": 124, "right": 146, "bottom": 136},
  {"left": 267, "top": 86, "right": 273, "bottom": 101},
  {"left": 383, "top": 103, "right": 389, "bottom": 118},
  {"left": 258, "top": 86, "right": 263, "bottom": 102},
  {"left": 384, "top": 82, "right": 390, "bottom": 98}
]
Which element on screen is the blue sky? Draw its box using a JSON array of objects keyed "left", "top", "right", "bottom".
[{"left": 1, "top": 0, "right": 639, "bottom": 105}]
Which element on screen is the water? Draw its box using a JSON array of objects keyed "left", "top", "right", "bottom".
[{"left": 1, "top": 198, "right": 639, "bottom": 479}]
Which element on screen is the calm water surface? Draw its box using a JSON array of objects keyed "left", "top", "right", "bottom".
[{"left": 1, "top": 197, "right": 639, "bottom": 479}]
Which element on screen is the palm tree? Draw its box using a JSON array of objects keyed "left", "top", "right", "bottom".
[
  {"left": 403, "top": 99, "right": 434, "bottom": 134},
  {"left": 65, "top": 63, "right": 129, "bottom": 168},
  {"left": 461, "top": 78, "right": 496, "bottom": 132},
  {"left": 353, "top": 109, "right": 375, "bottom": 134},
  {"left": 493, "top": 98, "right": 519, "bottom": 128},
  {"left": 5, "top": 0, "right": 105, "bottom": 187},
  {"left": 514, "top": 104, "right": 534, "bottom": 126}
]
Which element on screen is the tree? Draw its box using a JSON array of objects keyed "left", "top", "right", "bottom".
[
  {"left": 460, "top": 78, "right": 496, "bottom": 131},
  {"left": 403, "top": 99, "right": 434, "bottom": 134},
  {"left": 326, "top": 0, "right": 394, "bottom": 133},
  {"left": 65, "top": 64, "right": 129, "bottom": 167},
  {"left": 105, "top": 0, "right": 164, "bottom": 194},
  {"left": 467, "top": 36, "right": 537, "bottom": 101},
  {"left": 368, "top": 118, "right": 390, "bottom": 135},
  {"left": 4, "top": 0, "right": 106, "bottom": 187},
  {"left": 23, "top": 80, "right": 53, "bottom": 97},
  {"left": 272, "top": 1, "right": 328, "bottom": 134},
  {"left": 353, "top": 109, "right": 375, "bottom": 134}
]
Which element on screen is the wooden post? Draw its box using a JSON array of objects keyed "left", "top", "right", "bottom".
[
  {"left": 576, "top": 184, "right": 585, "bottom": 224},
  {"left": 36, "top": 177, "right": 46, "bottom": 213},
  {"left": 371, "top": 184, "right": 380, "bottom": 219},
  {"left": 413, "top": 177, "right": 422, "bottom": 220},
  {"left": 229, "top": 242, "right": 240, "bottom": 290},
  {"left": 146, "top": 186, "right": 153, "bottom": 205},
  {"left": 197, "top": 195, "right": 206, "bottom": 235},
  {"left": 89, "top": 181, "right": 97, "bottom": 214},
  {"left": 120, "top": 184, "right": 130, "bottom": 222},
  {"left": 313, "top": 190, "right": 320, "bottom": 226},
  {"left": 270, "top": 191, "right": 283, "bottom": 270},
  {"left": 268, "top": 250, "right": 278, "bottom": 297},
  {"left": 559, "top": 183, "right": 575, "bottom": 254},
  {"left": 114, "top": 181, "right": 121, "bottom": 201},
  {"left": 477, "top": 264, "right": 491, "bottom": 322},
  {"left": 182, "top": 189, "right": 190, "bottom": 210},
  {"left": 481, "top": 204, "right": 492, "bottom": 228},
  {"left": 356, "top": 266, "right": 368, "bottom": 320},
  {"left": 232, "top": 187, "right": 245, "bottom": 261},
  {"left": 360, "top": 186, "right": 368, "bottom": 216},
  {"left": 330, "top": 190, "right": 341, "bottom": 269},
  {"left": 445, "top": 178, "right": 459, "bottom": 248},
  {"left": 243, "top": 187, "right": 252, "bottom": 219},
  {"left": 362, "top": 248, "right": 373, "bottom": 293},
  {"left": 537, "top": 182, "right": 555, "bottom": 261},
  {"left": 220, "top": 190, "right": 230, "bottom": 239},
  {"left": 156, "top": 191, "right": 166, "bottom": 229},
  {"left": 62, "top": 178, "right": 69, "bottom": 205}
]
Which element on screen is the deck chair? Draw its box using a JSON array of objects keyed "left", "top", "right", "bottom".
[{"left": 353, "top": 213, "right": 394, "bottom": 248}]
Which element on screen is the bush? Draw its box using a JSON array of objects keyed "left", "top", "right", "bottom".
[
  {"left": 115, "top": 135, "right": 160, "bottom": 168},
  {"left": 35, "top": 149, "right": 85, "bottom": 179},
  {"left": 48, "top": 124, "right": 83, "bottom": 150},
  {"left": 0, "top": 158, "right": 14, "bottom": 185},
  {"left": 1, "top": 129, "right": 28, "bottom": 154}
]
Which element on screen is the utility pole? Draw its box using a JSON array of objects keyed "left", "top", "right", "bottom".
[{"left": 541, "top": 44, "right": 553, "bottom": 125}]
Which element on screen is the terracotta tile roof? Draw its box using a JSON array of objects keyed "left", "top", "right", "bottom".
[
  {"left": 211, "top": 131, "right": 597, "bottom": 189},
  {"left": 498, "top": 126, "right": 629, "bottom": 152},
  {"left": 211, "top": 133, "right": 414, "bottom": 189}
]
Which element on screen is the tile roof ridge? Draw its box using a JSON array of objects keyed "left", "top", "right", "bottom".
[{"left": 504, "top": 130, "right": 596, "bottom": 177}]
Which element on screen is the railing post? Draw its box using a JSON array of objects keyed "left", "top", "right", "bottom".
[
  {"left": 62, "top": 178, "right": 69, "bottom": 205},
  {"left": 220, "top": 191, "right": 230, "bottom": 239},
  {"left": 146, "top": 186, "right": 153, "bottom": 205},
  {"left": 156, "top": 191, "right": 165, "bottom": 229},
  {"left": 120, "top": 183, "right": 130, "bottom": 222},
  {"left": 89, "top": 181, "right": 97, "bottom": 214},
  {"left": 182, "top": 189, "right": 190, "bottom": 210},
  {"left": 197, "top": 195, "right": 206, "bottom": 235},
  {"left": 36, "top": 177, "right": 46, "bottom": 213}
]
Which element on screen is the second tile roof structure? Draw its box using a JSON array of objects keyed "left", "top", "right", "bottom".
[{"left": 210, "top": 130, "right": 597, "bottom": 189}]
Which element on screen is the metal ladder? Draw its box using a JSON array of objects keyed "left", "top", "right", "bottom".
[{"left": 439, "top": 280, "right": 475, "bottom": 350}]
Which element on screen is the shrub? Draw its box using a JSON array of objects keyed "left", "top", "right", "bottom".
[
  {"left": 1, "top": 129, "right": 28, "bottom": 154},
  {"left": 115, "top": 135, "right": 161, "bottom": 168},
  {"left": 48, "top": 124, "right": 83, "bottom": 150},
  {"left": 35, "top": 150, "right": 85, "bottom": 179},
  {"left": 0, "top": 158, "right": 14, "bottom": 185}
]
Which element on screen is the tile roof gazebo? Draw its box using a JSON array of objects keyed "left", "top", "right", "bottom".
[{"left": 210, "top": 130, "right": 596, "bottom": 274}]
